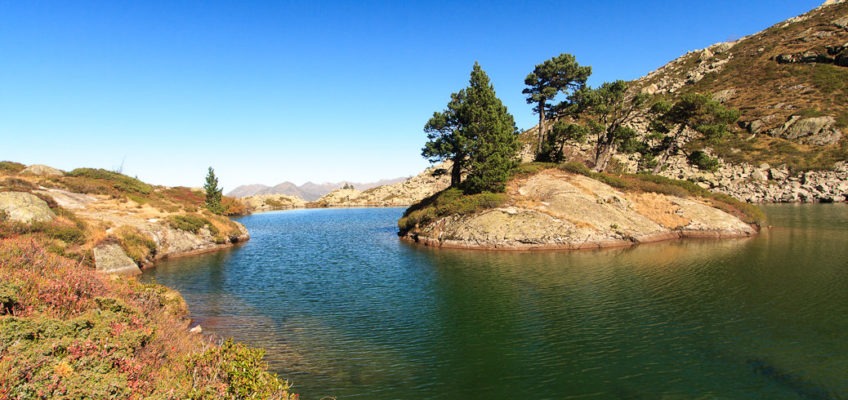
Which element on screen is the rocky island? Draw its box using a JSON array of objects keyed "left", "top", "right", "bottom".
[{"left": 399, "top": 166, "right": 758, "bottom": 250}]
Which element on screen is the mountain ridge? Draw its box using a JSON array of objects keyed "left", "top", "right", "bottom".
[{"left": 227, "top": 177, "right": 407, "bottom": 200}]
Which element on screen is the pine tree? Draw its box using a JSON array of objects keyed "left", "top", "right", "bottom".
[
  {"left": 204, "top": 167, "right": 224, "bottom": 215},
  {"left": 422, "top": 62, "right": 519, "bottom": 193},
  {"left": 462, "top": 63, "right": 519, "bottom": 194},
  {"left": 523, "top": 53, "right": 591, "bottom": 156}
]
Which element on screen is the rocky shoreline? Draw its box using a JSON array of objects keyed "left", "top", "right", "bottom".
[{"left": 400, "top": 170, "right": 758, "bottom": 251}]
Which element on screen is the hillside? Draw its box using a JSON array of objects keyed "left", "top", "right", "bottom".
[
  {"left": 525, "top": 0, "right": 848, "bottom": 203},
  {"left": 635, "top": 0, "right": 848, "bottom": 170},
  {"left": 0, "top": 161, "right": 294, "bottom": 398}
]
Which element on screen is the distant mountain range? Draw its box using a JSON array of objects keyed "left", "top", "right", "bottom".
[{"left": 227, "top": 178, "right": 407, "bottom": 200}]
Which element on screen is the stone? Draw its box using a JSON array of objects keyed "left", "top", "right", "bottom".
[
  {"left": 769, "top": 168, "right": 789, "bottom": 181},
  {"left": 189, "top": 325, "right": 203, "bottom": 334},
  {"left": 93, "top": 243, "right": 141, "bottom": 275},
  {"left": 20, "top": 164, "right": 64, "bottom": 177},
  {"left": 774, "top": 116, "right": 842, "bottom": 146},
  {"left": 712, "top": 88, "right": 736, "bottom": 103},
  {"left": 751, "top": 170, "right": 768, "bottom": 181},
  {"left": 833, "top": 15, "right": 848, "bottom": 30},
  {"left": 0, "top": 192, "right": 56, "bottom": 223}
]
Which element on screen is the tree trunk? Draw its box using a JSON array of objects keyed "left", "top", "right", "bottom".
[
  {"left": 594, "top": 144, "right": 613, "bottom": 172},
  {"left": 536, "top": 102, "right": 546, "bottom": 155},
  {"left": 450, "top": 158, "right": 463, "bottom": 188},
  {"left": 652, "top": 127, "right": 684, "bottom": 174}
]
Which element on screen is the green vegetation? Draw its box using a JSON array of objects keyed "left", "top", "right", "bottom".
[
  {"left": 523, "top": 53, "right": 592, "bottom": 155},
  {"left": 113, "top": 225, "right": 157, "bottom": 265},
  {"left": 65, "top": 168, "right": 153, "bottom": 196},
  {"left": 551, "top": 80, "right": 648, "bottom": 170},
  {"left": 168, "top": 214, "right": 218, "bottom": 236},
  {"left": 0, "top": 161, "right": 25, "bottom": 174},
  {"left": 422, "top": 62, "right": 520, "bottom": 193},
  {"left": 398, "top": 188, "right": 507, "bottom": 234},
  {"left": 811, "top": 64, "right": 848, "bottom": 94},
  {"left": 687, "top": 150, "right": 721, "bottom": 172},
  {"left": 204, "top": 167, "right": 225, "bottom": 215},
  {"left": 648, "top": 93, "right": 741, "bottom": 173}
]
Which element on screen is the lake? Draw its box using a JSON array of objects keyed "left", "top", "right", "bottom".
[{"left": 142, "top": 205, "right": 848, "bottom": 399}]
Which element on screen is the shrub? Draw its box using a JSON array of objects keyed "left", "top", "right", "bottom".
[
  {"left": 0, "top": 161, "right": 26, "bottom": 174},
  {"left": 688, "top": 151, "right": 721, "bottom": 172},
  {"left": 167, "top": 214, "right": 218, "bottom": 235},
  {"left": 511, "top": 162, "right": 557, "bottom": 178},
  {"left": 184, "top": 339, "right": 295, "bottom": 399},
  {"left": 114, "top": 226, "right": 157, "bottom": 265},
  {"left": 66, "top": 168, "right": 153, "bottom": 196},
  {"left": 558, "top": 161, "right": 592, "bottom": 176},
  {"left": 399, "top": 188, "right": 507, "bottom": 234},
  {"left": 222, "top": 196, "right": 248, "bottom": 216}
]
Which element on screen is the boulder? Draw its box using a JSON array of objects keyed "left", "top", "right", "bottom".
[
  {"left": 833, "top": 15, "right": 848, "bottom": 30},
  {"left": 0, "top": 192, "right": 56, "bottom": 223},
  {"left": 21, "top": 164, "right": 64, "bottom": 177},
  {"left": 772, "top": 116, "right": 842, "bottom": 146},
  {"left": 93, "top": 243, "right": 141, "bottom": 275}
]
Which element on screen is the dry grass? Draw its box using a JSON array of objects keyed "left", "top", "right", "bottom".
[{"left": 631, "top": 192, "right": 691, "bottom": 229}]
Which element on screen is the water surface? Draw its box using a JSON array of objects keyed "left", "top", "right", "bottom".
[{"left": 143, "top": 205, "right": 848, "bottom": 399}]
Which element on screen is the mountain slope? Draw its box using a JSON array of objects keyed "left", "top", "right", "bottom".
[{"left": 634, "top": 0, "right": 848, "bottom": 169}]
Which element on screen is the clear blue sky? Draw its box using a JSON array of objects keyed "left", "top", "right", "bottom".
[{"left": 0, "top": 0, "right": 822, "bottom": 189}]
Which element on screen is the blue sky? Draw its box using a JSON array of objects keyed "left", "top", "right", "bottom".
[{"left": 0, "top": 1, "right": 823, "bottom": 189}]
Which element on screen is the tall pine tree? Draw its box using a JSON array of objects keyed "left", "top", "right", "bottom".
[
  {"left": 462, "top": 63, "right": 519, "bottom": 194},
  {"left": 422, "top": 62, "right": 519, "bottom": 194}
]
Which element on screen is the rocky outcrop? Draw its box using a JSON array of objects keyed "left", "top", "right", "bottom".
[
  {"left": 639, "top": 153, "right": 848, "bottom": 203},
  {"left": 93, "top": 243, "right": 142, "bottom": 275},
  {"left": 21, "top": 164, "right": 64, "bottom": 177},
  {"left": 0, "top": 192, "right": 56, "bottom": 223},
  {"left": 769, "top": 115, "right": 842, "bottom": 145},
  {"left": 241, "top": 194, "right": 306, "bottom": 212},
  {"left": 402, "top": 170, "right": 756, "bottom": 250},
  {"left": 311, "top": 164, "right": 451, "bottom": 207}
]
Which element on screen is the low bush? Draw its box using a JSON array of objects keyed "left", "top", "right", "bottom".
[
  {"left": 184, "top": 339, "right": 294, "bottom": 399},
  {"left": 64, "top": 168, "right": 153, "bottom": 197},
  {"left": 558, "top": 161, "right": 593, "bottom": 176},
  {"left": 167, "top": 214, "right": 218, "bottom": 235},
  {"left": 399, "top": 188, "right": 507, "bottom": 234},
  {"left": 688, "top": 151, "right": 721, "bottom": 172},
  {"left": 0, "top": 161, "right": 26, "bottom": 174},
  {"left": 114, "top": 225, "right": 157, "bottom": 265}
]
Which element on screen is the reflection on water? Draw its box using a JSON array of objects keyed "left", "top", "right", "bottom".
[{"left": 143, "top": 205, "right": 848, "bottom": 399}]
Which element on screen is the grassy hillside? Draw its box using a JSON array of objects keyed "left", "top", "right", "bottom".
[{"left": 634, "top": 1, "right": 848, "bottom": 171}]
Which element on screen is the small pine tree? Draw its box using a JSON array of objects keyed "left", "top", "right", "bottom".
[{"left": 204, "top": 167, "right": 224, "bottom": 215}]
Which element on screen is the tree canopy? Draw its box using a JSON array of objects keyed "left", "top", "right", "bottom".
[
  {"left": 422, "top": 62, "right": 519, "bottom": 194},
  {"left": 523, "top": 53, "right": 591, "bottom": 156},
  {"left": 648, "top": 93, "right": 741, "bottom": 173}
]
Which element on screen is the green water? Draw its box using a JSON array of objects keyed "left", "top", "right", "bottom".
[{"left": 142, "top": 204, "right": 848, "bottom": 399}]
